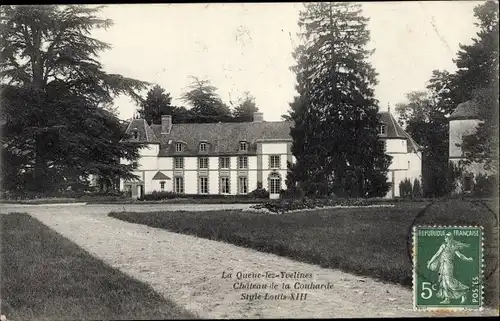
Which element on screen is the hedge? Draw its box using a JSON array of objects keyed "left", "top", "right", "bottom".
[{"left": 250, "top": 198, "right": 375, "bottom": 214}]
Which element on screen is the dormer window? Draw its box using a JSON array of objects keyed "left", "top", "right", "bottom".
[
  {"left": 175, "top": 142, "right": 183, "bottom": 152},
  {"left": 200, "top": 142, "right": 207, "bottom": 152},
  {"left": 379, "top": 125, "right": 386, "bottom": 135},
  {"left": 132, "top": 128, "right": 138, "bottom": 140},
  {"left": 239, "top": 141, "right": 247, "bottom": 152}
]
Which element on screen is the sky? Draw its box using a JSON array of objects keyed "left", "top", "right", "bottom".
[{"left": 91, "top": 2, "right": 484, "bottom": 121}]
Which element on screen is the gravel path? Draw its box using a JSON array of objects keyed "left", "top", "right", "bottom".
[{"left": 1, "top": 204, "right": 497, "bottom": 319}]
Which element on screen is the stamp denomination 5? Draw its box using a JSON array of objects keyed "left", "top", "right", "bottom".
[{"left": 413, "top": 226, "right": 484, "bottom": 310}]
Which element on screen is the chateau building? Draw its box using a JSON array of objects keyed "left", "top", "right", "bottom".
[{"left": 120, "top": 111, "right": 422, "bottom": 199}]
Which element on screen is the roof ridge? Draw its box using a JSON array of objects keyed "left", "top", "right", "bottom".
[
  {"left": 147, "top": 120, "right": 160, "bottom": 142},
  {"left": 143, "top": 119, "right": 149, "bottom": 141},
  {"left": 120, "top": 118, "right": 135, "bottom": 142},
  {"left": 388, "top": 112, "right": 404, "bottom": 137}
]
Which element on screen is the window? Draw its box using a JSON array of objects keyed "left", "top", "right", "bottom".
[
  {"left": 198, "top": 157, "right": 209, "bottom": 169},
  {"left": 270, "top": 174, "right": 281, "bottom": 194},
  {"left": 160, "top": 181, "right": 165, "bottom": 191},
  {"left": 174, "top": 177, "right": 184, "bottom": 194},
  {"left": 174, "top": 157, "right": 184, "bottom": 169},
  {"left": 220, "top": 157, "right": 230, "bottom": 169},
  {"left": 199, "top": 177, "right": 208, "bottom": 194},
  {"left": 239, "top": 177, "right": 248, "bottom": 194},
  {"left": 269, "top": 155, "right": 281, "bottom": 169},
  {"left": 408, "top": 161, "right": 410, "bottom": 170},
  {"left": 239, "top": 141, "right": 247, "bottom": 151},
  {"left": 132, "top": 129, "right": 138, "bottom": 139},
  {"left": 220, "top": 177, "right": 230, "bottom": 194},
  {"left": 379, "top": 125, "right": 386, "bottom": 135},
  {"left": 175, "top": 142, "right": 183, "bottom": 152},
  {"left": 200, "top": 142, "right": 207, "bottom": 152},
  {"left": 238, "top": 156, "right": 248, "bottom": 169}
]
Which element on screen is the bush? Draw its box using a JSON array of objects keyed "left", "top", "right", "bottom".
[
  {"left": 412, "top": 179, "right": 422, "bottom": 198},
  {"left": 142, "top": 191, "right": 182, "bottom": 201},
  {"left": 251, "top": 197, "right": 373, "bottom": 214},
  {"left": 399, "top": 178, "right": 413, "bottom": 198},
  {"left": 141, "top": 192, "right": 264, "bottom": 202},
  {"left": 248, "top": 183, "right": 270, "bottom": 199},
  {"left": 79, "top": 191, "right": 131, "bottom": 202},
  {"left": 84, "top": 190, "right": 125, "bottom": 197},
  {"left": 446, "top": 161, "right": 464, "bottom": 194},
  {"left": 5, "top": 190, "right": 87, "bottom": 200},
  {"left": 279, "top": 188, "right": 301, "bottom": 199},
  {"left": 472, "top": 174, "right": 496, "bottom": 197}
]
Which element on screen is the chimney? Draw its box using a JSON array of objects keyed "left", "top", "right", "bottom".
[
  {"left": 253, "top": 112, "right": 264, "bottom": 122},
  {"left": 161, "top": 115, "right": 172, "bottom": 134}
]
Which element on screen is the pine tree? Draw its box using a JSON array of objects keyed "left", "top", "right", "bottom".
[
  {"left": 0, "top": 5, "right": 147, "bottom": 194},
  {"left": 453, "top": 0, "right": 499, "bottom": 102},
  {"left": 232, "top": 92, "right": 259, "bottom": 122},
  {"left": 394, "top": 85, "right": 450, "bottom": 197},
  {"left": 288, "top": 3, "right": 391, "bottom": 197},
  {"left": 455, "top": 1, "right": 499, "bottom": 171},
  {"left": 138, "top": 85, "right": 173, "bottom": 125},
  {"left": 180, "top": 76, "right": 231, "bottom": 122}
]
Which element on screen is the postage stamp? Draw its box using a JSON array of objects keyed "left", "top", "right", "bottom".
[{"left": 413, "top": 226, "right": 484, "bottom": 311}]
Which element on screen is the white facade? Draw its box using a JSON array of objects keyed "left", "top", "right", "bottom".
[
  {"left": 121, "top": 141, "right": 290, "bottom": 198},
  {"left": 122, "top": 139, "right": 421, "bottom": 199},
  {"left": 384, "top": 138, "right": 423, "bottom": 198},
  {"left": 120, "top": 112, "right": 422, "bottom": 199}
]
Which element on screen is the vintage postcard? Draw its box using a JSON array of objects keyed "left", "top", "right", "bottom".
[{"left": 0, "top": 1, "right": 498, "bottom": 320}]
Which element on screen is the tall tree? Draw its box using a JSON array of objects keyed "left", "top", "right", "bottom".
[
  {"left": 0, "top": 5, "right": 147, "bottom": 194},
  {"left": 180, "top": 76, "right": 231, "bottom": 122},
  {"left": 397, "top": 0, "right": 499, "bottom": 194},
  {"left": 232, "top": 91, "right": 259, "bottom": 122},
  {"left": 287, "top": 3, "right": 391, "bottom": 197},
  {"left": 452, "top": 0, "right": 499, "bottom": 103},
  {"left": 137, "top": 84, "right": 173, "bottom": 125},
  {"left": 394, "top": 82, "right": 450, "bottom": 197},
  {"left": 455, "top": 0, "right": 499, "bottom": 171}
]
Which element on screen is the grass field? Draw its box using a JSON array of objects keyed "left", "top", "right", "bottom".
[
  {"left": 110, "top": 198, "right": 499, "bottom": 308},
  {"left": 0, "top": 213, "right": 196, "bottom": 321}
]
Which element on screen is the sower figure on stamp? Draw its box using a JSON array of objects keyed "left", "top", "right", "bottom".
[{"left": 426, "top": 232, "right": 473, "bottom": 304}]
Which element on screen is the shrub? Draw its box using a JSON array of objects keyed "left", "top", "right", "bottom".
[
  {"left": 399, "top": 178, "right": 413, "bottom": 198},
  {"left": 251, "top": 197, "right": 373, "bottom": 214},
  {"left": 412, "top": 178, "right": 422, "bottom": 198},
  {"left": 142, "top": 191, "right": 181, "bottom": 201},
  {"left": 446, "top": 161, "right": 464, "bottom": 194},
  {"left": 188, "top": 194, "right": 248, "bottom": 200},
  {"left": 472, "top": 174, "right": 496, "bottom": 197},
  {"left": 248, "top": 183, "right": 270, "bottom": 199},
  {"left": 85, "top": 190, "right": 125, "bottom": 197},
  {"left": 279, "top": 188, "right": 301, "bottom": 199}
]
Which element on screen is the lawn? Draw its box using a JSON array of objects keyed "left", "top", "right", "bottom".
[
  {"left": 109, "top": 198, "right": 499, "bottom": 308},
  {"left": 0, "top": 213, "right": 196, "bottom": 321}
]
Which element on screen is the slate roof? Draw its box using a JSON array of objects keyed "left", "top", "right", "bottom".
[
  {"left": 122, "top": 112, "right": 421, "bottom": 155},
  {"left": 150, "top": 121, "right": 292, "bottom": 156},
  {"left": 448, "top": 100, "right": 481, "bottom": 120},
  {"left": 120, "top": 119, "right": 160, "bottom": 143},
  {"left": 379, "top": 111, "right": 421, "bottom": 153}
]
